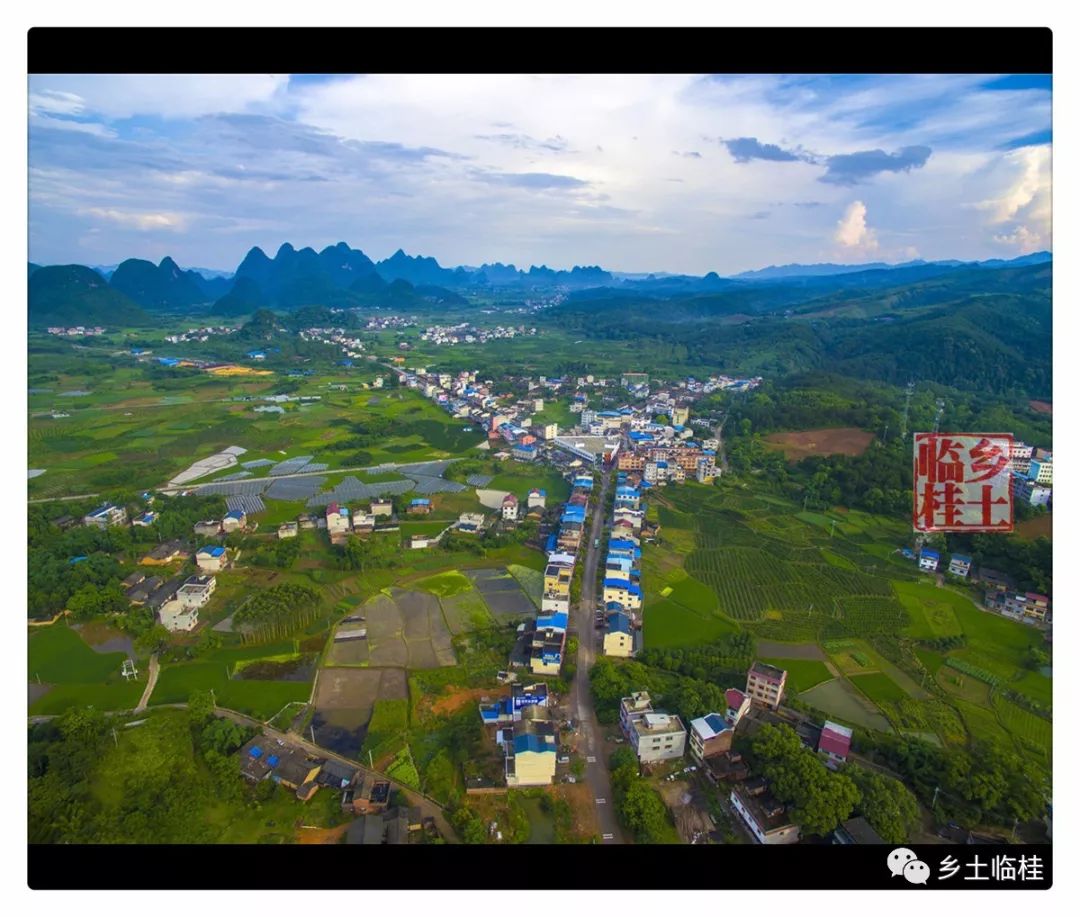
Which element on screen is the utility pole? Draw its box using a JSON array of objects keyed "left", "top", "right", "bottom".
[
  {"left": 311, "top": 725, "right": 316, "bottom": 745},
  {"left": 901, "top": 380, "right": 915, "bottom": 440},
  {"left": 369, "top": 749, "right": 374, "bottom": 770},
  {"left": 881, "top": 423, "right": 888, "bottom": 444},
  {"left": 111, "top": 728, "right": 119, "bottom": 748},
  {"left": 830, "top": 519, "right": 837, "bottom": 539},
  {"left": 932, "top": 785, "right": 940, "bottom": 809}
]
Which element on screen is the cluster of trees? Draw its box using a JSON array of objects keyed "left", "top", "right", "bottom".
[
  {"left": 862, "top": 732, "right": 1047, "bottom": 828},
  {"left": 250, "top": 535, "right": 301, "bottom": 569},
  {"left": 233, "top": 583, "right": 322, "bottom": 643},
  {"left": 748, "top": 724, "right": 862, "bottom": 837},
  {"left": 338, "top": 532, "right": 403, "bottom": 572},
  {"left": 27, "top": 494, "right": 228, "bottom": 619},
  {"left": 742, "top": 724, "right": 920, "bottom": 843},
  {"left": 947, "top": 530, "right": 1052, "bottom": 595},
  {"left": 638, "top": 633, "right": 754, "bottom": 683},
  {"left": 28, "top": 699, "right": 256, "bottom": 844},
  {"left": 609, "top": 746, "right": 677, "bottom": 843},
  {"left": 589, "top": 656, "right": 751, "bottom": 727}
]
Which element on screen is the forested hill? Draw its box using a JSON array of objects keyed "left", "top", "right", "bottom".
[{"left": 543, "top": 262, "right": 1051, "bottom": 399}]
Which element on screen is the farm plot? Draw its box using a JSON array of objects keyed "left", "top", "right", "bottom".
[
  {"left": 465, "top": 568, "right": 536, "bottom": 619},
  {"left": 849, "top": 672, "right": 908, "bottom": 706},
  {"left": 799, "top": 678, "right": 892, "bottom": 733},
  {"left": 992, "top": 694, "right": 1052, "bottom": 761},
  {"left": 311, "top": 667, "right": 398, "bottom": 758},
  {"left": 761, "top": 657, "right": 833, "bottom": 693},
  {"left": 28, "top": 624, "right": 146, "bottom": 715},
  {"left": 439, "top": 589, "right": 495, "bottom": 635},
  {"left": 763, "top": 427, "right": 875, "bottom": 461},
  {"left": 643, "top": 599, "right": 740, "bottom": 649},
  {"left": 893, "top": 581, "right": 963, "bottom": 638}
]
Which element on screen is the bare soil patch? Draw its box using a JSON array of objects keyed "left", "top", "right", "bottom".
[
  {"left": 764, "top": 427, "right": 874, "bottom": 461},
  {"left": 1016, "top": 513, "right": 1052, "bottom": 540},
  {"left": 429, "top": 685, "right": 490, "bottom": 717},
  {"left": 1029, "top": 400, "right": 1052, "bottom": 415}
]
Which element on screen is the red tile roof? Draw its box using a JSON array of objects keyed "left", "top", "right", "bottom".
[{"left": 818, "top": 724, "right": 853, "bottom": 758}]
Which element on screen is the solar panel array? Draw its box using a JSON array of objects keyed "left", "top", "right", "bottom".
[
  {"left": 196, "top": 479, "right": 270, "bottom": 497},
  {"left": 266, "top": 476, "right": 327, "bottom": 501},
  {"left": 268, "top": 455, "right": 314, "bottom": 476},
  {"left": 242, "top": 459, "right": 274, "bottom": 469},
  {"left": 408, "top": 474, "right": 466, "bottom": 495},
  {"left": 298, "top": 462, "right": 329, "bottom": 473},
  {"left": 466, "top": 473, "right": 494, "bottom": 486},
  {"left": 215, "top": 471, "right": 254, "bottom": 482},
  {"left": 226, "top": 494, "right": 266, "bottom": 515},
  {"left": 306, "top": 475, "right": 414, "bottom": 508}
]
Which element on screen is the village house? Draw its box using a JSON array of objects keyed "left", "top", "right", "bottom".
[
  {"left": 193, "top": 519, "right": 222, "bottom": 538},
  {"left": 83, "top": 503, "right": 128, "bottom": 529},
  {"left": 158, "top": 597, "right": 200, "bottom": 632},
  {"left": 817, "top": 721, "right": 854, "bottom": 770},
  {"left": 624, "top": 705, "right": 687, "bottom": 764},
  {"left": 140, "top": 539, "right": 189, "bottom": 565},
  {"left": 501, "top": 493, "right": 519, "bottom": 521},
  {"left": 278, "top": 521, "right": 299, "bottom": 539},
  {"left": 603, "top": 611, "right": 634, "bottom": 657},
  {"left": 527, "top": 488, "right": 547, "bottom": 511},
  {"left": 326, "top": 503, "right": 352, "bottom": 545},
  {"left": 730, "top": 781, "right": 799, "bottom": 845},
  {"left": 503, "top": 721, "right": 558, "bottom": 787},
  {"left": 196, "top": 545, "right": 227, "bottom": 573},
  {"left": 918, "top": 547, "right": 940, "bottom": 572},
  {"left": 688, "top": 689, "right": 751, "bottom": 762},
  {"left": 132, "top": 510, "right": 157, "bottom": 527},
  {"left": 457, "top": 512, "right": 486, "bottom": 534},
  {"left": 602, "top": 576, "right": 642, "bottom": 610},
  {"left": 478, "top": 682, "right": 550, "bottom": 725},
  {"left": 985, "top": 590, "right": 1050, "bottom": 623},
  {"left": 948, "top": 554, "right": 972, "bottom": 578},
  {"left": 353, "top": 510, "right": 376, "bottom": 533},
  {"left": 221, "top": 508, "right": 247, "bottom": 533},
  {"left": 176, "top": 574, "right": 216, "bottom": 610},
  {"left": 746, "top": 662, "right": 787, "bottom": 709},
  {"left": 407, "top": 498, "right": 433, "bottom": 515},
  {"left": 350, "top": 774, "right": 392, "bottom": 815},
  {"left": 370, "top": 498, "right": 393, "bottom": 518}
]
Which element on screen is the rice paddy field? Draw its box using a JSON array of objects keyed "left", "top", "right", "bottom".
[{"left": 28, "top": 359, "right": 484, "bottom": 499}]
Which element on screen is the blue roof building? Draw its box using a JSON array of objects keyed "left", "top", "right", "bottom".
[
  {"left": 607, "top": 612, "right": 632, "bottom": 636},
  {"left": 199, "top": 545, "right": 226, "bottom": 557},
  {"left": 536, "top": 611, "right": 569, "bottom": 632}
]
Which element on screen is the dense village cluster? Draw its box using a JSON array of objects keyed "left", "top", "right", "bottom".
[
  {"left": 47, "top": 325, "right": 106, "bottom": 336},
  {"left": 420, "top": 322, "right": 538, "bottom": 345},
  {"left": 297, "top": 326, "right": 367, "bottom": 360},
  {"left": 163, "top": 325, "right": 237, "bottom": 344}
]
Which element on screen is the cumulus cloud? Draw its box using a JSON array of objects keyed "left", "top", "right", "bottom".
[
  {"left": 834, "top": 201, "right": 878, "bottom": 252},
  {"left": 993, "top": 225, "right": 1045, "bottom": 253},
  {"left": 820, "top": 145, "right": 932, "bottom": 184}
]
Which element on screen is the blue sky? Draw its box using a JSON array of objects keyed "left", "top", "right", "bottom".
[{"left": 28, "top": 73, "right": 1051, "bottom": 274}]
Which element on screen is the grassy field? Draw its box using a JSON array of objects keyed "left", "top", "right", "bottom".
[
  {"left": 149, "top": 658, "right": 311, "bottom": 720},
  {"left": 760, "top": 657, "right": 833, "bottom": 692},
  {"left": 850, "top": 671, "right": 910, "bottom": 705},
  {"left": 29, "top": 368, "right": 484, "bottom": 498},
  {"left": 893, "top": 580, "right": 964, "bottom": 638},
  {"left": 28, "top": 624, "right": 146, "bottom": 715}
]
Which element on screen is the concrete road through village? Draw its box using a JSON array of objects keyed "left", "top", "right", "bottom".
[{"left": 568, "top": 464, "right": 625, "bottom": 843}]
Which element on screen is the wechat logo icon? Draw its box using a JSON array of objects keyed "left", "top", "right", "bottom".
[{"left": 888, "top": 848, "right": 930, "bottom": 885}]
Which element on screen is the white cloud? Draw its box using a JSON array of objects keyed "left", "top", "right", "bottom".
[
  {"left": 80, "top": 207, "right": 188, "bottom": 231},
  {"left": 834, "top": 200, "right": 878, "bottom": 253},
  {"left": 29, "top": 74, "right": 289, "bottom": 120},
  {"left": 993, "top": 224, "right": 1045, "bottom": 253}
]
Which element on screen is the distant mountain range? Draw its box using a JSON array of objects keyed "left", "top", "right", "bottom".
[
  {"left": 27, "top": 243, "right": 1053, "bottom": 326},
  {"left": 733, "top": 251, "right": 1052, "bottom": 281}
]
